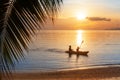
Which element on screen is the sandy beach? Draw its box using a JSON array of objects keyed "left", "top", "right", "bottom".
[{"left": 8, "top": 66, "right": 120, "bottom": 80}]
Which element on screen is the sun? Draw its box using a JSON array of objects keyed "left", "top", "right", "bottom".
[{"left": 76, "top": 12, "right": 87, "bottom": 20}]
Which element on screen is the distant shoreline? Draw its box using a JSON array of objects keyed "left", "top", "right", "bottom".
[{"left": 10, "top": 66, "right": 120, "bottom": 80}]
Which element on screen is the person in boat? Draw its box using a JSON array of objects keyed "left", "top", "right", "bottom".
[
  {"left": 69, "top": 45, "right": 73, "bottom": 51},
  {"left": 76, "top": 46, "right": 80, "bottom": 52}
]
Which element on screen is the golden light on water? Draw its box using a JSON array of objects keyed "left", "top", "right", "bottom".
[{"left": 76, "top": 30, "right": 83, "bottom": 46}]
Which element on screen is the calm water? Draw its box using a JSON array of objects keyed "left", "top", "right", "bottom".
[{"left": 15, "top": 30, "right": 120, "bottom": 72}]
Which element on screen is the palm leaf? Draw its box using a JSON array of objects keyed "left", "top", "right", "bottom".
[{"left": 0, "top": 0, "right": 63, "bottom": 79}]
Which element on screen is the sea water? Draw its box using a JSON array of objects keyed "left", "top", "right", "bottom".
[{"left": 15, "top": 30, "right": 120, "bottom": 72}]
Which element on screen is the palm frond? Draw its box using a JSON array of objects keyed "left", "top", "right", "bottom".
[{"left": 0, "top": 0, "right": 63, "bottom": 79}]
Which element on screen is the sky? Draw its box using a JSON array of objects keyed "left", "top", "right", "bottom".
[{"left": 45, "top": 0, "right": 120, "bottom": 30}]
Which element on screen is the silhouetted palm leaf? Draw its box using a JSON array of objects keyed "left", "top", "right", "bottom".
[{"left": 0, "top": 0, "right": 62, "bottom": 79}]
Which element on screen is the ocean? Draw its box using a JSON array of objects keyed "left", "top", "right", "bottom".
[{"left": 15, "top": 30, "right": 120, "bottom": 72}]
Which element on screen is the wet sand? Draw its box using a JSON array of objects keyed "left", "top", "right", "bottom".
[{"left": 10, "top": 66, "right": 120, "bottom": 80}]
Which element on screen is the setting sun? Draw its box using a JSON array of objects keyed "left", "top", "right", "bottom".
[{"left": 76, "top": 12, "right": 87, "bottom": 20}]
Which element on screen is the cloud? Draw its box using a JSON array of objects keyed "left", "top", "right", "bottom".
[{"left": 86, "top": 17, "right": 111, "bottom": 21}]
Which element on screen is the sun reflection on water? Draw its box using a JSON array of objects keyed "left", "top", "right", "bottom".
[{"left": 76, "top": 30, "right": 83, "bottom": 46}]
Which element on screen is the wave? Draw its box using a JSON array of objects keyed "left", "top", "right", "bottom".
[
  {"left": 105, "top": 44, "right": 120, "bottom": 45},
  {"left": 29, "top": 47, "right": 65, "bottom": 53},
  {"left": 29, "top": 48, "right": 41, "bottom": 51},
  {"left": 45, "top": 48, "right": 65, "bottom": 53}
]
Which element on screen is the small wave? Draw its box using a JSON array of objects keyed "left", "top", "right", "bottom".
[
  {"left": 29, "top": 47, "right": 45, "bottom": 51},
  {"left": 29, "top": 47, "right": 65, "bottom": 53},
  {"left": 29, "top": 48, "right": 40, "bottom": 51},
  {"left": 45, "top": 48, "right": 64, "bottom": 53},
  {"left": 87, "top": 63, "right": 120, "bottom": 67},
  {"left": 105, "top": 44, "right": 120, "bottom": 45}
]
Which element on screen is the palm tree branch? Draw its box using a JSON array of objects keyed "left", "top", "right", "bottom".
[{"left": 0, "top": 0, "right": 63, "bottom": 79}]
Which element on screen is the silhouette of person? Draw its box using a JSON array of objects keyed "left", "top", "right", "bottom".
[
  {"left": 69, "top": 45, "right": 72, "bottom": 51},
  {"left": 76, "top": 46, "right": 80, "bottom": 52}
]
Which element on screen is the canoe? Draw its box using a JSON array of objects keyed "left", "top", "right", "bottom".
[{"left": 65, "top": 51, "right": 89, "bottom": 55}]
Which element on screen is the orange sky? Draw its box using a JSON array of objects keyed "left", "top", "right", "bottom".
[{"left": 45, "top": 0, "right": 120, "bottom": 30}]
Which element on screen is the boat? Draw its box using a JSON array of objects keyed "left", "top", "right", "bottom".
[{"left": 65, "top": 50, "right": 89, "bottom": 55}]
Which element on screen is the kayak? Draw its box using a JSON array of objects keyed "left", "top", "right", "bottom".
[{"left": 65, "top": 51, "right": 89, "bottom": 55}]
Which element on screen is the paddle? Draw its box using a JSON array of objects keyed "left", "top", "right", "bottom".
[
  {"left": 76, "top": 40, "right": 84, "bottom": 52},
  {"left": 79, "top": 40, "right": 84, "bottom": 49}
]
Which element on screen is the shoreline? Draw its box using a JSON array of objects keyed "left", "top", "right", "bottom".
[
  {"left": 14, "top": 64, "right": 120, "bottom": 73},
  {"left": 11, "top": 66, "right": 120, "bottom": 80}
]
